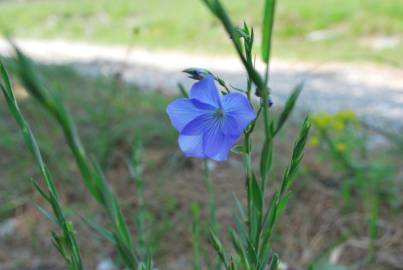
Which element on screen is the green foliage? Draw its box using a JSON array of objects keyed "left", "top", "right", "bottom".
[
  {"left": 261, "top": 0, "right": 276, "bottom": 63},
  {"left": 310, "top": 110, "right": 400, "bottom": 264},
  {"left": 0, "top": 62, "right": 83, "bottom": 270},
  {"left": 129, "top": 134, "right": 147, "bottom": 252},
  {"left": 10, "top": 45, "right": 141, "bottom": 269},
  {"left": 128, "top": 133, "right": 162, "bottom": 261},
  {"left": 201, "top": 0, "right": 264, "bottom": 94},
  {"left": 177, "top": 82, "right": 189, "bottom": 98},
  {"left": 209, "top": 229, "right": 229, "bottom": 269},
  {"left": 1, "top": 0, "right": 402, "bottom": 62},
  {"left": 311, "top": 111, "right": 399, "bottom": 208},
  {"left": 273, "top": 82, "right": 303, "bottom": 136},
  {"left": 0, "top": 51, "right": 179, "bottom": 269},
  {"left": 200, "top": 1, "right": 310, "bottom": 270}
]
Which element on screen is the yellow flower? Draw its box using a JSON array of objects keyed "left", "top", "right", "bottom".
[
  {"left": 309, "top": 136, "right": 320, "bottom": 146},
  {"left": 332, "top": 120, "right": 345, "bottom": 132},
  {"left": 337, "top": 110, "right": 356, "bottom": 121},
  {"left": 335, "top": 142, "right": 346, "bottom": 152},
  {"left": 312, "top": 113, "right": 332, "bottom": 129}
]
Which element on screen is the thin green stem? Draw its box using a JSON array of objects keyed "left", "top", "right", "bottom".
[
  {"left": 203, "top": 159, "right": 218, "bottom": 235},
  {"left": 243, "top": 132, "right": 253, "bottom": 236},
  {"left": 136, "top": 178, "right": 146, "bottom": 254},
  {"left": 203, "top": 159, "right": 223, "bottom": 270},
  {"left": 191, "top": 203, "right": 202, "bottom": 270},
  {"left": 260, "top": 89, "right": 271, "bottom": 189}
]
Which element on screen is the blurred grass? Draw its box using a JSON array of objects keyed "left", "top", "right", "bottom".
[
  {"left": 0, "top": 59, "right": 175, "bottom": 218},
  {"left": 0, "top": 59, "right": 186, "bottom": 269},
  {"left": 0, "top": 0, "right": 402, "bottom": 63}
]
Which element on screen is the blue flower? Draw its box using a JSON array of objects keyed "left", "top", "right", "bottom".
[{"left": 167, "top": 75, "right": 256, "bottom": 161}]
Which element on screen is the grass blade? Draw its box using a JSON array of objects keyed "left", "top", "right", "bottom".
[
  {"left": 9, "top": 44, "right": 139, "bottom": 269},
  {"left": 0, "top": 61, "right": 83, "bottom": 270},
  {"left": 261, "top": 0, "right": 277, "bottom": 63}
]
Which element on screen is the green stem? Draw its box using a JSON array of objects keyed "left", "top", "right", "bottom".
[
  {"left": 135, "top": 170, "right": 146, "bottom": 255},
  {"left": 191, "top": 203, "right": 202, "bottom": 270},
  {"left": 243, "top": 74, "right": 255, "bottom": 242},
  {"left": 260, "top": 89, "right": 271, "bottom": 190},
  {"left": 203, "top": 159, "right": 223, "bottom": 270},
  {"left": 203, "top": 159, "right": 218, "bottom": 235},
  {"left": 243, "top": 133, "right": 253, "bottom": 239}
]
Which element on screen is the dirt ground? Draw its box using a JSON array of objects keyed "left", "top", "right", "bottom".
[{"left": 1, "top": 132, "right": 402, "bottom": 270}]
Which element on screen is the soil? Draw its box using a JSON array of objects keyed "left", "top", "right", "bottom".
[{"left": 1, "top": 135, "right": 402, "bottom": 270}]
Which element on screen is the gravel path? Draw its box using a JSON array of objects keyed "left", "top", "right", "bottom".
[{"left": 1, "top": 38, "right": 402, "bottom": 131}]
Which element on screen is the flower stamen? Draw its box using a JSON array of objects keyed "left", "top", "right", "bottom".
[{"left": 213, "top": 108, "right": 224, "bottom": 119}]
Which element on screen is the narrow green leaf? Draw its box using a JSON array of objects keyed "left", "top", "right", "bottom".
[
  {"left": 32, "top": 180, "right": 51, "bottom": 202},
  {"left": 275, "top": 193, "right": 290, "bottom": 219},
  {"left": 81, "top": 216, "right": 115, "bottom": 242},
  {"left": 0, "top": 62, "right": 12, "bottom": 93},
  {"left": 259, "top": 135, "right": 273, "bottom": 185},
  {"left": 233, "top": 194, "right": 246, "bottom": 221},
  {"left": 261, "top": 0, "right": 277, "bottom": 63},
  {"left": 177, "top": 82, "right": 188, "bottom": 98},
  {"left": 36, "top": 205, "right": 59, "bottom": 226},
  {"left": 268, "top": 254, "right": 280, "bottom": 270},
  {"left": 246, "top": 239, "right": 258, "bottom": 266},
  {"left": 229, "top": 257, "right": 237, "bottom": 270},
  {"left": 274, "top": 82, "right": 303, "bottom": 136},
  {"left": 250, "top": 174, "right": 263, "bottom": 216},
  {"left": 231, "top": 144, "right": 247, "bottom": 154},
  {"left": 229, "top": 229, "right": 251, "bottom": 270},
  {"left": 209, "top": 229, "right": 228, "bottom": 269},
  {"left": 282, "top": 116, "right": 311, "bottom": 192}
]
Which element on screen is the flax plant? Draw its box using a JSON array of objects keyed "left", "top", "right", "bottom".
[
  {"left": 183, "top": 1, "right": 311, "bottom": 269},
  {"left": 8, "top": 44, "right": 145, "bottom": 270},
  {"left": 0, "top": 62, "right": 83, "bottom": 270}
]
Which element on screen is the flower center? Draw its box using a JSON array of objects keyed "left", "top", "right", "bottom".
[{"left": 213, "top": 108, "right": 224, "bottom": 120}]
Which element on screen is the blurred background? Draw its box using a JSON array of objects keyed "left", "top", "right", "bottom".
[{"left": 0, "top": 0, "right": 402, "bottom": 269}]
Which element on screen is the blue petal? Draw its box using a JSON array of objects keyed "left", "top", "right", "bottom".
[
  {"left": 202, "top": 123, "right": 226, "bottom": 158},
  {"left": 191, "top": 99, "right": 217, "bottom": 111},
  {"left": 221, "top": 115, "right": 241, "bottom": 137},
  {"left": 190, "top": 75, "right": 222, "bottom": 108},
  {"left": 166, "top": 98, "right": 213, "bottom": 132},
  {"left": 222, "top": 93, "right": 256, "bottom": 131},
  {"left": 178, "top": 134, "right": 205, "bottom": 158},
  {"left": 211, "top": 135, "right": 239, "bottom": 161},
  {"left": 181, "top": 113, "right": 216, "bottom": 136},
  {"left": 268, "top": 95, "right": 274, "bottom": 107}
]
